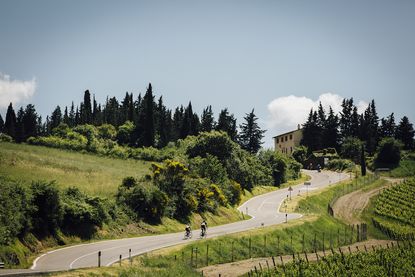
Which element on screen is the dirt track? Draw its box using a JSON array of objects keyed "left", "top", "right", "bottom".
[
  {"left": 332, "top": 177, "right": 402, "bottom": 225},
  {"left": 198, "top": 239, "right": 393, "bottom": 277}
]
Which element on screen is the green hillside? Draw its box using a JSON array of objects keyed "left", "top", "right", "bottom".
[{"left": 0, "top": 142, "right": 149, "bottom": 197}]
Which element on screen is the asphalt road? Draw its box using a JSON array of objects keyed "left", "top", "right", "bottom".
[{"left": 0, "top": 169, "right": 348, "bottom": 276}]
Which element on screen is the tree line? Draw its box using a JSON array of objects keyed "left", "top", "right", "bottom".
[
  {"left": 0, "top": 83, "right": 265, "bottom": 154},
  {"left": 301, "top": 98, "right": 414, "bottom": 154}
]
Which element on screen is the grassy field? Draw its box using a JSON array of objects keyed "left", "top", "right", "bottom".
[{"left": 0, "top": 142, "right": 149, "bottom": 197}]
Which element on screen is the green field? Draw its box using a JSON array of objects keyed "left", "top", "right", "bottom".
[{"left": 0, "top": 142, "right": 150, "bottom": 197}]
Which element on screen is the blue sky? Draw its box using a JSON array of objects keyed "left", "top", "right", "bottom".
[{"left": 1, "top": 0, "right": 414, "bottom": 148}]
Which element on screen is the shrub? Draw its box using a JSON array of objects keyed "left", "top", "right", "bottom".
[
  {"left": 0, "top": 133, "right": 13, "bottom": 142},
  {"left": 116, "top": 178, "right": 168, "bottom": 222},
  {"left": 97, "top": 124, "right": 117, "bottom": 140},
  {"left": 326, "top": 158, "right": 354, "bottom": 171},
  {"left": 228, "top": 181, "right": 242, "bottom": 205},
  {"left": 258, "top": 150, "right": 290, "bottom": 187},
  {"left": 61, "top": 187, "right": 110, "bottom": 237},
  {"left": 189, "top": 155, "right": 228, "bottom": 184},
  {"left": 292, "top": 146, "right": 308, "bottom": 165},
  {"left": 374, "top": 137, "right": 402, "bottom": 168},
  {"left": 341, "top": 137, "right": 364, "bottom": 164},
  {"left": 117, "top": 121, "right": 135, "bottom": 145},
  {"left": 0, "top": 178, "right": 31, "bottom": 245},
  {"left": 186, "top": 131, "right": 234, "bottom": 162},
  {"left": 30, "top": 181, "right": 62, "bottom": 237}
]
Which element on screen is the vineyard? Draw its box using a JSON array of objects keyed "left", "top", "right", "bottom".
[
  {"left": 248, "top": 243, "right": 415, "bottom": 276},
  {"left": 373, "top": 179, "right": 415, "bottom": 239}
]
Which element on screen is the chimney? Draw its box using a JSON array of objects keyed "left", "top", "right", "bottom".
[{"left": 297, "top": 124, "right": 301, "bottom": 130}]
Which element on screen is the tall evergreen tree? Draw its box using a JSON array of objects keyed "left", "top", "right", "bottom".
[
  {"left": 92, "top": 95, "right": 99, "bottom": 125},
  {"left": 45, "top": 115, "right": 51, "bottom": 135},
  {"left": 238, "top": 109, "right": 265, "bottom": 154},
  {"left": 317, "top": 102, "right": 326, "bottom": 128},
  {"left": 15, "top": 107, "right": 25, "bottom": 142},
  {"left": 300, "top": 109, "right": 322, "bottom": 151},
  {"left": 81, "top": 90, "right": 93, "bottom": 124},
  {"left": 4, "top": 103, "right": 17, "bottom": 139},
  {"left": 104, "top": 97, "right": 120, "bottom": 126},
  {"left": 363, "top": 100, "right": 379, "bottom": 154},
  {"left": 350, "top": 106, "right": 360, "bottom": 137},
  {"left": 216, "top": 108, "right": 237, "bottom": 141},
  {"left": 361, "top": 144, "right": 367, "bottom": 176},
  {"left": 156, "top": 96, "right": 170, "bottom": 148},
  {"left": 37, "top": 116, "right": 44, "bottom": 136},
  {"left": 69, "top": 102, "right": 75, "bottom": 127},
  {"left": 323, "top": 106, "right": 340, "bottom": 149},
  {"left": 75, "top": 107, "right": 80, "bottom": 126},
  {"left": 50, "top": 106, "right": 62, "bottom": 130},
  {"left": 379, "top": 113, "right": 396, "bottom": 139},
  {"left": 172, "top": 106, "right": 184, "bottom": 141},
  {"left": 201, "top": 105, "right": 215, "bottom": 132},
  {"left": 63, "top": 106, "right": 70, "bottom": 125},
  {"left": 136, "top": 83, "right": 155, "bottom": 147},
  {"left": 181, "top": 102, "right": 200, "bottom": 137},
  {"left": 22, "top": 104, "right": 38, "bottom": 140},
  {"left": 120, "top": 92, "right": 132, "bottom": 125},
  {"left": 0, "top": 113, "right": 4, "bottom": 133},
  {"left": 339, "top": 98, "right": 354, "bottom": 141},
  {"left": 396, "top": 116, "right": 414, "bottom": 150}
]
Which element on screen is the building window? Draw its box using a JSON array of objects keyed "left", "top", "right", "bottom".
[
  {"left": 285, "top": 136, "right": 288, "bottom": 141},
  {"left": 290, "top": 147, "right": 293, "bottom": 153},
  {"left": 276, "top": 138, "right": 279, "bottom": 143},
  {"left": 290, "top": 134, "right": 293, "bottom": 140}
]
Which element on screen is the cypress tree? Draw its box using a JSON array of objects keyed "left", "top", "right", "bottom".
[
  {"left": 361, "top": 144, "right": 366, "bottom": 176},
  {"left": 4, "top": 103, "right": 17, "bottom": 139},
  {"left": 63, "top": 106, "right": 70, "bottom": 125},
  {"left": 22, "top": 104, "right": 38, "bottom": 140},
  {"left": 379, "top": 113, "right": 396, "bottom": 139},
  {"left": 136, "top": 83, "right": 155, "bottom": 147},
  {"left": 75, "top": 106, "right": 80, "bottom": 126},
  {"left": 238, "top": 109, "right": 265, "bottom": 154},
  {"left": 339, "top": 98, "right": 354, "bottom": 141},
  {"left": 301, "top": 109, "right": 322, "bottom": 151},
  {"left": 172, "top": 106, "right": 184, "bottom": 141},
  {"left": 364, "top": 100, "right": 379, "bottom": 155},
  {"left": 181, "top": 102, "right": 199, "bottom": 137},
  {"left": 323, "top": 106, "right": 339, "bottom": 150},
  {"left": 69, "top": 102, "right": 75, "bottom": 127},
  {"left": 121, "top": 92, "right": 131, "bottom": 125},
  {"left": 92, "top": 95, "right": 99, "bottom": 125},
  {"left": 156, "top": 96, "right": 169, "bottom": 148},
  {"left": 50, "top": 106, "right": 62, "bottom": 130},
  {"left": 82, "top": 90, "right": 92, "bottom": 124},
  {"left": 216, "top": 108, "right": 237, "bottom": 141},
  {"left": 15, "top": 107, "right": 25, "bottom": 142},
  {"left": 350, "top": 106, "right": 360, "bottom": 137},
  {"left": 396, "top": 116, "right": 415, "bottom": 150},
  {"left": 201, "top": 105, "right": 215, "bottom": 132}
]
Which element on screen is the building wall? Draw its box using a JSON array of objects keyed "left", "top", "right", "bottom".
[{"left": 274, "top": 129, "right": 303, "bottom": 155}]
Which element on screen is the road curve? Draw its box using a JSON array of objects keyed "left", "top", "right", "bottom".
[{"left": 0, "top": 170, "right": 348, "bottom": 275}]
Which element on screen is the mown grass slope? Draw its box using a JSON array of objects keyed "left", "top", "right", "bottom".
[{"left": 0, "top": 142, "right": 149, "bottom": 197}]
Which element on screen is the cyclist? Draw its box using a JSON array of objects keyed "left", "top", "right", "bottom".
[
  {"left": 184, "top": 224, "right": 192, "bottom": 239},
  {"left": 200, "top": 220, "right": 208, "bottom": 238}
]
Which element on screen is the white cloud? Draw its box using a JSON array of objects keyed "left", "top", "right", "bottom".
[
  {"left": 266, "top": 93, "right": 368, "bottom": 135},
  {"left": 0, "top": 73, "right": 36, "bottom": 108}
]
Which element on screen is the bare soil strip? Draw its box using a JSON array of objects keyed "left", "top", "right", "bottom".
[
  {"left": 198, "top": 239, "right": 393, "bottom": 277},
  {"left": 332, "top": 177, "right": 402, "bottom": 225}
]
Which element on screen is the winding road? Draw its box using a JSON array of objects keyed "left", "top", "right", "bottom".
[{"left": 0, "top": 170, "right": 348, "bottom": 276}]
